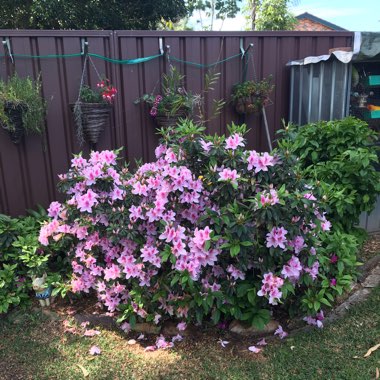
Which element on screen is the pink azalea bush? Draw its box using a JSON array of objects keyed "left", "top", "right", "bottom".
[{"left": 39, "top": 121, "right": 358, "bottom": 329}]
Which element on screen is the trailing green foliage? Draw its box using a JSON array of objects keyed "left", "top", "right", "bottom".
[
  {"left": 0, "top": 209, "right": 70, "bottom": 313},
  {"left": 277, "top": 117, "right": 380, "bottom": 231},
  {"left": 0, "top": 73, "right": 46, "bottom": 134}
]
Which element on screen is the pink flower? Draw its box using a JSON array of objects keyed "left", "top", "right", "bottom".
[
  {"left": 304, "top": 261, "right": 319, "bottom": 280},
  {"left": 47, "top": 201, "right": 62, "bottom": 218},
  {"left": 225, "top": 133, "right": 245, "bottom": 150},
  {"left": 281, "top": 256, "right": 303, "bottom": 282},
  {"left": 260, "top": 189, "right": 279, "bottom": 206},
  {"left": 200, "top": 139, "right": 213, "bottom": 153},
  {"left": 177, "top": 322, "right": 187, "bottom": 331},
  {"left": 155, "top": 144, "right": 167, "bottom": 158},
  {"left": 76, "top": 189, "right": 98, "bottom": 213},
  {"left": 248, "top": 345, "right": 262, "bottom": 353},
  {"left": 227, "top": 265, "right": 245, "bottom": 281},
  {"left": 288, "top": 235, "right": 306, "bottom": 254},
  {"left": 330, "top": 278, "right": 337, "bottom": 287},
  {"left": 257, "top": 272, "right": 284, "bottom": 305},
  {"left": 266, "top": 226, "right": 288, "bottom": 249},
  {"left": 330, "top": 254, "right": 338, "bottom": 264},
  {"left": 218, "top": 168, "right": 240, "bottom": 186},
  {"left": 248, "top": 152, "right": 275, "bottom": 173},
  {"left": 89, "top": 345, "right": 101, "bottom": 355},
  {"left": 247, "top": 150, "right": 259, "bottom": 170},
  {"left": 274, "top": 325, "right": 288, "bottom": 339},
  {"left": 104, "top": 264, "right": 121, "bottom": 281}
]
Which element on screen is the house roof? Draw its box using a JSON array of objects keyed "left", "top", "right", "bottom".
[{"left": 296, "top": 12, "right": 347, "bottom": 31}]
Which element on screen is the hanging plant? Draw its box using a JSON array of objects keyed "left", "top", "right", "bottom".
[
  {"left": 135, "top": 66, "right": 226, "bottom": 129},
  {"left": 0, "top": 74, "right": 46, "bottom": 144},
  {"left": 72, "top": 56, "right": 117, "bottom": 146},
  {"left": 231, "top": 76, "right": 274, "bottom": 115},
  {"left": 135, "top": 66, "right": 195, "bottom": 128}
]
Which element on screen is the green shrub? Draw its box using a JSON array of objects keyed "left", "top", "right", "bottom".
[
  {"left": 0, "top": 209, "right": 70, "bottom": 313},
  {"left": 277, "top": 117, "right": 380, "bottom": 231}
]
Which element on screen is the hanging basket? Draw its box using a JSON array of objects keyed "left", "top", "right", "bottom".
[
  {"left": 234, "top": 95, "right": 267, "bottom": 115},
  {"left": 71, "top": 102, "right": 112, "bottom": 145},
  {"left": 155, "top": 110, "right": 189, "bottom": 129},
  {"left": 1, "top": 101, "right": 27, "bottom": 144}
]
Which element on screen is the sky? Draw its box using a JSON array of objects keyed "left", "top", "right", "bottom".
[{"left": 190, "top": 0, "right": 380, "bottom": 32}]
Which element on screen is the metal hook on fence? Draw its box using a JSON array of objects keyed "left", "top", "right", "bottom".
[
  {"left": 240, "top": 38, "right": 253, "bottom": 59},
  {"left": 2, "top": 37, "right": 14, "bottom": 63},
  {"left": 159, "top": 38, "right": 164, "bottom": 55},
  {"left": 81, "top": 38, "right": 89, "bottom": 56},
  {"left": 165, "top": 45, "right": 171, "bottom": 64}
]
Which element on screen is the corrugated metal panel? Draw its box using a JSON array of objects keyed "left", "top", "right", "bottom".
[
  {"left": 359, "top": 196, "right": 380, "bottom": 233},
  {"left": 0, "top": 30, "right": 354, "bottom": 216},
  {"left": 289, "top": 59, "right": 351, "bottom": 125}
]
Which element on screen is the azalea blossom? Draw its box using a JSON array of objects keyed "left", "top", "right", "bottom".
[
  {"left": 218, "top": 168, "right": 240, "bottom": 186},
  {"left": 225, "top": 133, "right": 245, "bottom": 150},
  {"left": 200, "top": 139, "right": 213, "bottom": 153},
  {"left": 266, "top": 226, "right": 288, "bottom": 249},
  {"left": 281, "top": 256, "right": 303, "bottom": 282},
  {"left": 257, "top": 272, "right": 284, "bottom": 305}
]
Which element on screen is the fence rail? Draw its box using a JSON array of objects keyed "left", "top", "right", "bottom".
[{"left": 0, "top": 30, "right": 354, "bottom": 216}]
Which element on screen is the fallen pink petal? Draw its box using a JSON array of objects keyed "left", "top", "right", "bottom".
[
  {"left": 248, "top": 345, "right": 262, "bottom": 353},
  {"left": 144, "top": 345, "right": 157, "bottom": 352},
  {"left": 172, "top": 334, "right": 183, "bottom": 343},
  {"left": 274, "top": 325, "right": 288, "bottom": 339},
  {"left": 83, "top": 329, "right": 101, "bottom": 337},
  {"left": 218, "top": 339, "right": 229, "bottom": 348},
  {"left": 257, "top": 338, "right": 268, "bottom": 346},
  {"left": 89, "top": 345, "right": 101, "bottom": 355},
  {"left": 177, "top": 322, "right": 187, "bottom": 331}
]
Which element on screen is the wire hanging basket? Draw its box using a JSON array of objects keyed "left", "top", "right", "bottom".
[{"left": 71, "top": 55, "right": 113, "bottom": 146}]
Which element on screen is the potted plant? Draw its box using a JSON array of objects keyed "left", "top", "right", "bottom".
[
  {"left": 0, "top": 74, "right": 46, "bottom": 144},
  {"left": 136, "top": 66, "right": 195, "bottom": 128},
  {"left": 231, "top": 76, "right": 274, "bottom": 115},
  {"left": 72, "top": 78, "right": 117, "bottom": 145}
]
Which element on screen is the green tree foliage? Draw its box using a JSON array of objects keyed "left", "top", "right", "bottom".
[
  {"left": 0, "top": 0, "right": 188, "bottom": 30},
  {"left": 243, "top": 0, "right": 296, "bottom": 31},
  {"left": 255, "top": 0, "right": 296, "bottom": 30},
  {"left": 187, "top": 0, "right": 240, "bottom": 30}
]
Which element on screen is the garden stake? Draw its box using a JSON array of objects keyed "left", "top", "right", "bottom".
[{"left": 262, "top": 106, "right": 273, "bottom": 151}]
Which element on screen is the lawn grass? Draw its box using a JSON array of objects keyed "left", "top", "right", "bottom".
[{"left": 0, "top": 286, "right": 379, "bottom": 380}]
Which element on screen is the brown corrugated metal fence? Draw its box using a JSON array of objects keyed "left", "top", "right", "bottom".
[{"left": 0, "top": 30, "right": 354, "bottom": 216}]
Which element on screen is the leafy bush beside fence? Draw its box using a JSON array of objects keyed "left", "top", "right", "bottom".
[
  {"left": 277, "top": 117, "right": 380, "bottom": 231},
  {"left": 38, "top": 121, "right": 360, "bottom": 329},
  {"left": 0, "top": 209, "right": 69, "bottom": 313}
]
